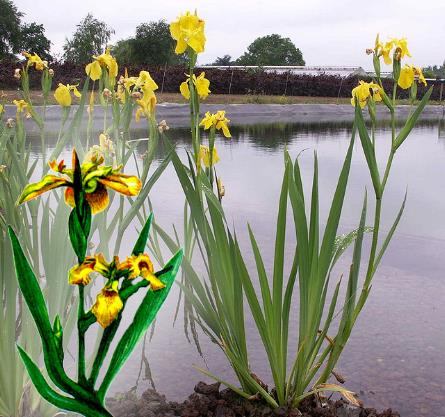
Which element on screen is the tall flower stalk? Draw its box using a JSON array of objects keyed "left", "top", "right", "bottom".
[
  {"left": 10, "top": 150, "right": 183, "bottom": 417},
  {"left": 167, "top": 18, "right": 433, "bottom": 410},
  {"left": 2, "top": 43, "right": 181, "bottom": 416}
]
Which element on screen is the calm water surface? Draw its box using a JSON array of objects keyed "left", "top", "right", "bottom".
[{"left": 33, "top": 119, "right": 445, "bottom": 417}]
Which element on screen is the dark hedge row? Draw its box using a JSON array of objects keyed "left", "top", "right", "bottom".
[{"left": 0, "top": 60, "right": 442, "bottom": 100}]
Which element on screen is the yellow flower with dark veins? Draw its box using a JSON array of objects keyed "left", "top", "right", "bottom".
[
  {"left": 199, "top": 145, "right": 220, "bottom": 168},
  {"left": 54, "top": 83, "right": 81, "bottom": 107},
  {"left": 85, "top": 48, "right": 118, "bottom": 82},
  {"left": 398, "top": 65, "right": 427, "bottom": 89},
  {"left": 199, "top": 110, "right": 231, "bottom": 138},
  {"left": 68, "top": 254, "right": 115, "bottom": 285},
  {"left": 351, "top": 81, "right": 382, "bottom": 109},
  {"left": 180, "top": 72, "right": 211, "bottom": 100},
  {"left": 22, "top": 52, "right": 48, "bottom": 71},
  {"left": 120, "top": 254, "right": 165, "bottom": 290},
  {"left": 170, "top": 11, "right": 206, "bottom": 54},
  {"left": 68, "top": 257, "right": 96, "bottom": 285},
  {"left": 17, "top": 150, "right": 142, "bottom": 214},
  {"left": 91, "top": 281, "right": 123, "bottom": 328}
]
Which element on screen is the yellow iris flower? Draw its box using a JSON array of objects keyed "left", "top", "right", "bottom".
[
  {"left": 18, "top": 150, "right": 141, "bottom": 214},
  {"left": 54, "top": 83, "right": 81, "bottom": 107},
  {"left": 380, "top": 41, "right": 394, "bottom": 65},
  {"left": 85, "top": 133, "right": 115, "bottom": 162},
  {"left": 120, "top": 70, "right": 159, "bottom": 121},
  {"left": 135, "top": 87, "right": 158, "bottom": 122},
  {"left": 85, "top": 48, "right": 118, "bottom": 82},
  {"left": 170, "top": 11, "right": 206, "bottom": 54},
  {"left": 91, "top": 281, "right": 124, "bottom": 328},
  {"left": 130, "top": 71, "right": 158, "bottom": 92},
  {"left": 351, "top": 81, "right": 382, "bottom": 109},
  {"left": 135, "top": 92, "right": 157, "bottom": 122},
  {"left": 69, "top": 257, "right": 97, "bottom": 285},
  {"left": 12, "top": 100, "right": 29, "bottom": 115},
  {"left": 199, "top": 145, "right": 220, "bottom": 168},
  {"left": 199, "top": 110, "right": 231, "bottom": 138},
  {"left": 393, "top": 38, "right": 411, "bottom": 60},
  {"left": 180, "top": 72, "right": 211, "bottom": 100},
  {"left": 398, "top": 65, "right": 427, "bottom": 89},
  {"left": 13, "top": 99, "right": 28, "bottom": 113},
  {"left": 68, "top": 254, "right": 115, "bottom": 286},
  {"left": 117, "top": 70, "right": 158, "bottom": 105},
  {"left": 375, "top": 37, "right": 411, "bottom": 65},
  {"left": 71, "top": 251, "right": 166, "bottom": 328},
  {"left": 22, "top": 52, "right": 47, "bottom": 71},
  {"left": 120, "top": 254, "right": 165, "bottom": 290}
]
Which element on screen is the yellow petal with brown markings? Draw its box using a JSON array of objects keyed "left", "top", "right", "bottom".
[
  {"left": 91, "top": 282, "right": 123, "bottom": 328},
  {"left": 64, "top": 184, "right": 110, "bottom": 214},
  {"left": 98, "top": 174, "right": 142, "bottom": 196},
  {"left": 18, "top": 175, "right": 71, "bottom": 204},
  {"left": 68, "top": 258, "right": 96, "bottom": 285}
]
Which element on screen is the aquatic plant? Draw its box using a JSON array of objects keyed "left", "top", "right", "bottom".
[
  {"left": 9, "top": 149, "right": 182, "bottom": 416},
  {"left": 0, "top": 8, "right": 434, "bottom": 416},
  {"left": 167, "top": 14, "right": 432, "bottom": 409},
  {"left": 1, "top": 46, "right": 175, "bottom": 416}
]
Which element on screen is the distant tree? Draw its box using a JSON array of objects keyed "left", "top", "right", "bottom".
[
  {"left": 118, "top": 20, "right": 186, "bottom": 65},
  {"left": 237, "top": 34, "right": 305, "bottom": 66},
  {"left": 212, "top": 55, "right": 235, "bottom": 66},
  {"left": 423, "top": 62, "right": 445, "bottom": 79},
  {"left": 0, "top": 0, "right": 23, "bottom": 59},
  {"left": 19, "top": 22, "right": 52, "bottom": 61},
  {"left": 63, "top": 14, "right": 114, "bottom": 63},
  {"left": 112, "top": 39, "right": 134, "bottom": 64}
]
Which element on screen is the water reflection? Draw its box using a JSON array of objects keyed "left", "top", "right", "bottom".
[
  {"left": 30, "top": 118, "right": 445, "bottom": 417},
  {"left": 26, "top": 118, "right": 443, "bottom": 151}
]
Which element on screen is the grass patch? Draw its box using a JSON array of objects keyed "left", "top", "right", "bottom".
[{"left": 2, "top": 90, "right": 442, "bottom": 106}]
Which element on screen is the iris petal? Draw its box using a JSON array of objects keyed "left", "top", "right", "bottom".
[
  {"left": 68, "top": 258, "right": 96, "bottom": 285},
  {"left": 91, "top": 284, "right": 123, "bottom": 328},
  {"left": 85, "top": 61, "right": 102, "bottom": 81},
  {"left": 180, "top": 81, "right": 190, "bottom": 99},
  {"left": 64, "top": 184, "right": 110, "bottom": 214},
  {"left": 18, "top": 175, "right": 71, "bottom": 204},
  {"left": 98, "top": 174, "right": 142, "bottom": 196}
]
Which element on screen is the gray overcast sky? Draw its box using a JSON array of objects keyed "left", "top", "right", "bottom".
[{"left": 13, "top": 0, "right": 445, "bottom": 69}]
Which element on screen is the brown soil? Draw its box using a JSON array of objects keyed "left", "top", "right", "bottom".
[
  {"left": 1, "top": 90, "right": 439, "bottom": 106},
  {"left": 108, "top": 382, "right": 400, "bottom": 417}
]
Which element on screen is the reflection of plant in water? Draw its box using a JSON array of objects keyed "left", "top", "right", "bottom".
[{"left": 11, "top": 149, "right": 182, "bottom": 416}]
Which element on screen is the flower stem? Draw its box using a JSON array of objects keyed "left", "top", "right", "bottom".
[{"left": 77, "top": 285, "right": 87, "bottom": 385}]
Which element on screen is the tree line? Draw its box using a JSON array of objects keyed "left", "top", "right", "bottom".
[
  {"left": 2, "top": 0, "right": 444, "bottom": 76},
  {"left": 1, "top": 0, "right": 305, "bottom": 66}
]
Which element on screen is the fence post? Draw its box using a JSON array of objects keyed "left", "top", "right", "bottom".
[
  {"left": 160, "top": 62, "right": 167, "bottom": 94},
  {"left": 284, "top": 71, "right": 290, "bottom": 96},
  {"left": 228, "top": 69, "right": 234, "bottom": 95},
  {"left": 336, "top": 77, "right": 345, "bottom": 105}
]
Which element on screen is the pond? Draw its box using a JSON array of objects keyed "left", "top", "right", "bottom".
[{"left": 29, "top": 115, "right": 445, "bottom": 417}]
